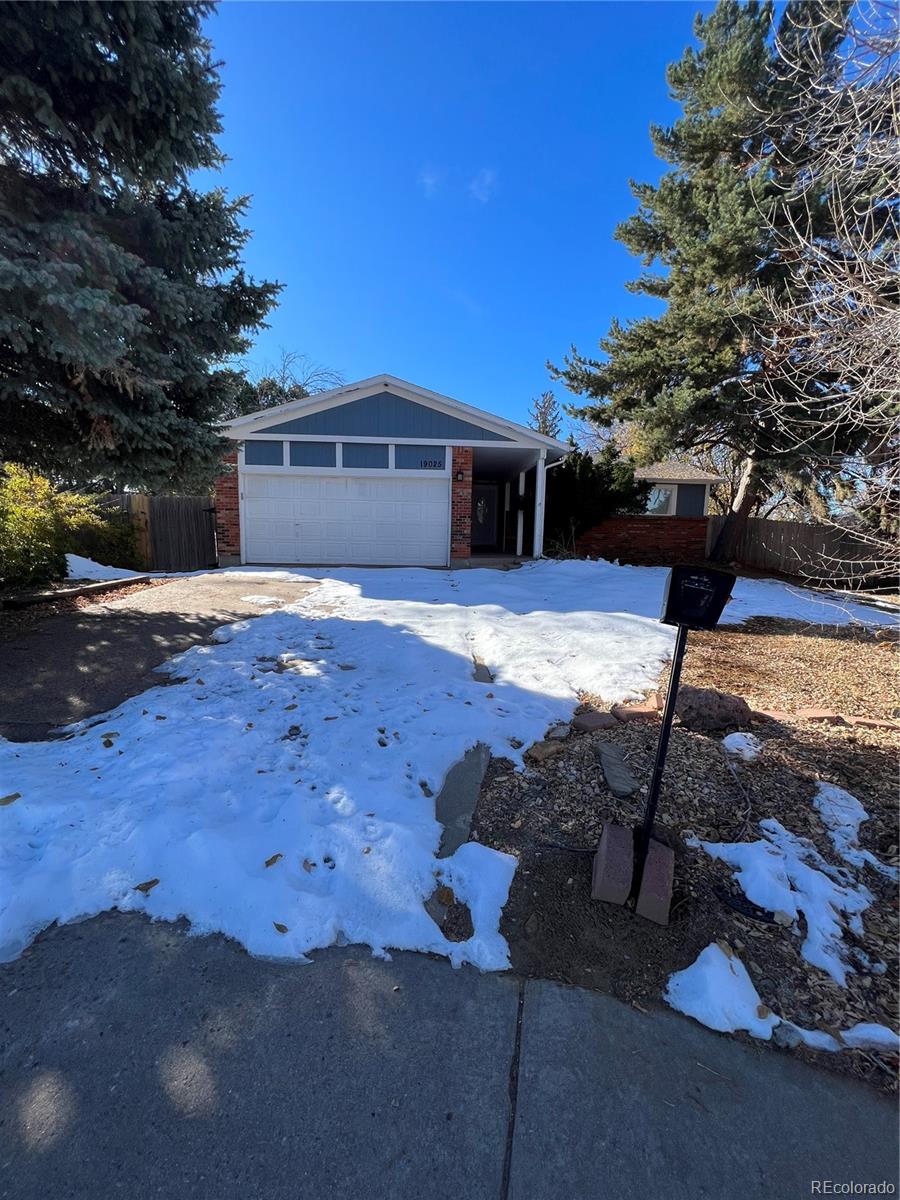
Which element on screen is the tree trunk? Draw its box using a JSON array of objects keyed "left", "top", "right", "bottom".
[{"left": 709, "top": 456, "right": 761, "bottom": 564}]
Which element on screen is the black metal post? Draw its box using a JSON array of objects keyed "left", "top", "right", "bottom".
[{"left": 633, "top": 623, "right": 689, "bottom": 897}]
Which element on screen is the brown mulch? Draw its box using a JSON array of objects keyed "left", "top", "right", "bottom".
[
  {"left": 0, "top": 578, "right": 168, "bottom": 642},
  {"left": 454, "top": 618, "right": 899, "bottom": 1092},
  {"left": 661, "top": 616, "right": 899, "bottom": 721}
]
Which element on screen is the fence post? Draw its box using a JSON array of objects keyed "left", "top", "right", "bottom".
[{"left": 130, "top": 495, "right": 152, "bottom": 571}]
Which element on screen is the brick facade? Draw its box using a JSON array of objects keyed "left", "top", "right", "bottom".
[
  {"left": 575, "top": 516, "right": 709, "bottom": 566},
  {"left": 450, "top": 446, "right": 474, "bottom": 562},
  {"left": 213, "top": 448, "right": 240, "bottom": 563}
]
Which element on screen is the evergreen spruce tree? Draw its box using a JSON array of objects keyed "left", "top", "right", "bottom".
[
  {"left": 550, "top": 0, "right": 855, "bottom": 560},
  {"left": 0, "top": 2, "right": 280, "bottom": 491}
]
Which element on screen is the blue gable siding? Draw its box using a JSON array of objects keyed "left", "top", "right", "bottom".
[{"left": 254, "top": 391, "right": 513, "bottom": 441}]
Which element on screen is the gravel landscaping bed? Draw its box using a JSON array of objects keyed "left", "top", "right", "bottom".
[{"left": 462, "top": 619, "right": 899, "bottom": 1091}]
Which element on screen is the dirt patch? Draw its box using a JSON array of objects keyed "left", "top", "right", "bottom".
[
  {"left": 471, "top": 622, "right": 899, "bottom": 1091},
  {"left": 0, "top": 578, "right": 167, "bottom": 642}
]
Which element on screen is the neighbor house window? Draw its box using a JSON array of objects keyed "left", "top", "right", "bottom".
[
  {"left": 342, "top": 442, "right": 389, "bottom": 469},
  {"left": 646, "top": 485, "right": 674, "bottom": 515},
  {"left": 244, "top": 439, "right": 284, "bottom": 466},
  {"left": 394, "top": 444, "right": 446, "bottom": 470}
]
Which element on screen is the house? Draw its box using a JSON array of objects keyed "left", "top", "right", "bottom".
[
  {"left": 214, "top": 374, "right": 570, "bottom": 567},
  {"left": 574, "top": 460, "right": 722, "bottom": 566},
  {"left": 633, "top": 462, "right": 721, "bottom": 517}
]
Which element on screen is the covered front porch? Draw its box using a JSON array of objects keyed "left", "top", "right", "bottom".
[{"left": 468, "top": 446, "right": 547, "bottom": 559}]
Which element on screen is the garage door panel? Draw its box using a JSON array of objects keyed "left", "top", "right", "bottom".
[{"left": 241, "top": 471, "right": 450, "bottom": 565}]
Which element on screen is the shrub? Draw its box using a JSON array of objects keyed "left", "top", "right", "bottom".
[
  {"left": 68, "top": 503, "right": 139, "bottom": 572},
  {"left": 0, "top": 464, "right": 105, "bottom": 590},
  {"left": 544, "top": 445, "right": 649, "bottom": 552}
]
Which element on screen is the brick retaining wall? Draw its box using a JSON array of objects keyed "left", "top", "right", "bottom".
[{"left": 575, "top": 516, "right": 709, "bottom": 565}]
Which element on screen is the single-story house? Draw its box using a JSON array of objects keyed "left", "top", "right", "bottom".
[
  {"left": 633, "top": 462, "right": 722, "bottom": 517},
  {"left": 214, "top": 374, "right": 570, "bottom": 567}
]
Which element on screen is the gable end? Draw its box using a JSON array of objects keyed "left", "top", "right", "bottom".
[{"left": 253, "top": 391, "right": 513, "bottom": 441}]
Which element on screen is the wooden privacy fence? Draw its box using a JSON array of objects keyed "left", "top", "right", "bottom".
[
  {"left": 706, "top": 515, "right": 881, "bottom": 584},
  {"left": 104, "top": 494, "right": 218, "bottom": 572}
]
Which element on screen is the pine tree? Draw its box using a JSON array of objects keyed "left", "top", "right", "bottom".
[
  {"left": 527, "top": 390, "right": 563, "bottom": 439},
  {"left": 0, "top": 2, "right": 280, "bottom": 491},
  {"left": 550, "top": 1, "right": 857, "bottom": 560}
]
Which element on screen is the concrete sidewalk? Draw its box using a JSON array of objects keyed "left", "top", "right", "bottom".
[{"left": 1, "top": 914, "right": 896, "bottom": 1200}]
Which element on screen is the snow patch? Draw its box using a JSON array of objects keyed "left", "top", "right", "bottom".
[
  {"left": 813, "top": 782, "right": 898, "bottom": 879},
  {"left": 0, "top": 561, "right": 677, "bottom": 969},
  {"left": 722, "top": 732, "right": 762, "bottom": 761},
  {"left": 665, "top": 942, "right": 778, "bottom": 1039},
  {"left": 240, "top": 594, "right": 285, "bottom": 607},
  {"left": 691, "top": 821, "right": 871, "bottom": 986},
  {"left": 666, "top": 943, "right": 899, "bottom": 1053},
  {"left": 65, "top": 554, "right": 141, "bottom": 582}
]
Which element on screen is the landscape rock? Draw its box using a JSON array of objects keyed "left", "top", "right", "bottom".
[
  {"left": 611, "top": 701, "right": 659, "bottom": 723},
  {"left": 595, "top": 743, "right": 640, "bottom": 798},
  {"left": 675, "top": 686, "right": 753, "bottom": 732},
  {"left": 572, "top": 711, "right": 618, "bottom": 732},
  {"left": 797, "top": 708, "right": 846, "bottom": 725},
  {"left": 844, "top": 715, "right": 900, "bottom": 730},
  {"left": 773, "top": 1022, "right": 803, "bottom": 1050},
  {"left": 546, "top": 723, "right": 571, "bottom": 741},
  {"left": 525, "top": 739, "right": 565, "bottom": 763}
]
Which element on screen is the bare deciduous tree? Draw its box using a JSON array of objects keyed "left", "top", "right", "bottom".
[{"left": 747, "top": 1, "right": 899, "bottom": 585}]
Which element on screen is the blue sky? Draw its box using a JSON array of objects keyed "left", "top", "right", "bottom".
[{"left": 204, "top": 1, "right": 712, "bottom": 427}]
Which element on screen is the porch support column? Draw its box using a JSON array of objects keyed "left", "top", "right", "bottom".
[
  {"left": 533, "top": 450, "right": 547, "bottom": 559},
  {"left": 516, "top": 471, "right": 525, "bottom": 556}
]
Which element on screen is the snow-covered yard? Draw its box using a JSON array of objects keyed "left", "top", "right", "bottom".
[{"left": 1, "top": 559, "right": 893, "bottom": 975}]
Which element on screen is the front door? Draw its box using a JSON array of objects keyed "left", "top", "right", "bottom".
[{"left": 471, "top": 483, "right": 499, "bottom": 548}]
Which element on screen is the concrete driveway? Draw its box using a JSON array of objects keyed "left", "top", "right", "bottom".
[{"left": 0, "top": 573, "right": 318, "bottom": 740}]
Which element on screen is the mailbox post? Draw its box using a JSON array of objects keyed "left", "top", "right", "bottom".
[
  {"left": 592, "top": 565, "right": 736, "bottom": 924},
  {"left": 632, "top": 566, "right": 736, "bottom": 901}
]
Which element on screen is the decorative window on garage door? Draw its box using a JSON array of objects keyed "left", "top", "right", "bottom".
[
  {"left": 289, "top": 441, "right": 336, "bottom": 467},
  {"left": 342, "top": 443, "right": 389, "bottom": 469},
  {"left": 394, "top": 444, "right": 446, "bottom": 470},
  {"left": 244, "top": 439, "right": 283, "bottom": 466}
]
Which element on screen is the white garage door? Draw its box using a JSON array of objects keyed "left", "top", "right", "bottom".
[{"left": 241, "top": 472, "right": 451, "bottom": 566}]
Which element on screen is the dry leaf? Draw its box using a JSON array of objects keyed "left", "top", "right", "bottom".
[
  {"left": 302, "top": 858, "right": 316, "bottom": 873},
  {"left": 716, "top": 939, "right": 735, "bottom": 959},
  {"left": 0, "top": 792, "right": 21, "bottom": 806},
  {"left": 757, "top": 1004, "right": 772, "bottom": 1020},
  {"left": 273, "top": 921, "right": 288, "bottom": 934},
  {"left": 134, "top": 878, "right": 160, "bottom": 895},
  {"left": 363, "top": 847, "right": 371, "bottom": 855},
  {"left": 265, "top": 853, "right": 283, "bottom": 868}
]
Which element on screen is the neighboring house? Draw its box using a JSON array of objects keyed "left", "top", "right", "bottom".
[
  {"left": 215, "top": 374, "right": 569, "bottom": 567},
  {"left": 633, "top": 462, "right": 721, "bottom": 517}
]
